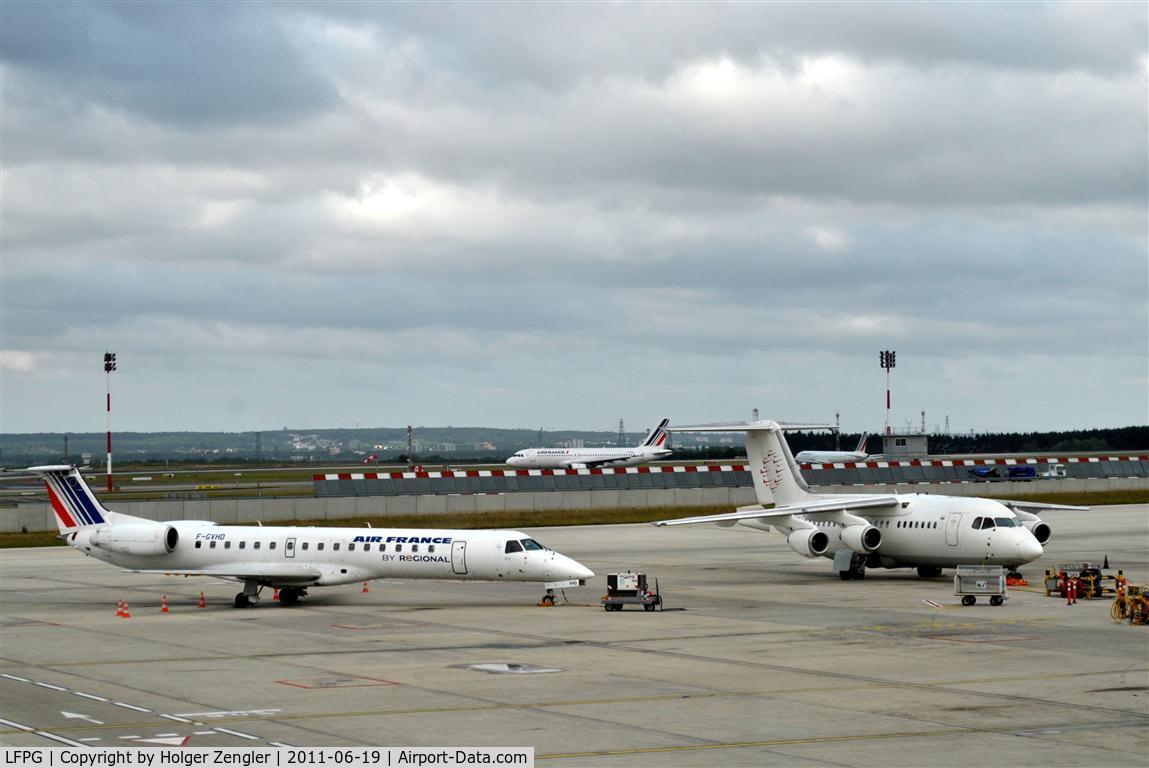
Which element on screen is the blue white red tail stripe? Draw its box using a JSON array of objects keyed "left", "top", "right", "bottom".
[{"left": 34, "top": 467, "right": 107, "bottom": 530}]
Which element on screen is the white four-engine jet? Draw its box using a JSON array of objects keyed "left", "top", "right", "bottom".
[
  {"left": 30, "top": 465, "right": 594, "bottom": 608},
  {"left": 506, "top": 418, "right": 671, "bottom": 469},
  {"left": 655, "top": 421, "right": 1084, "bottom": 580}
]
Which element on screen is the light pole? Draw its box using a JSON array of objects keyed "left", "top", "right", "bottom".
[
  {"left": 104, "top": 352, "right": 116, "bottom": 491},
  {"left": 879, "top": 350, "right": 895, "bottom": 436}
]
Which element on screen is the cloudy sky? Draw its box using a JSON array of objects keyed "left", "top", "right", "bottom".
[{"left": 2, "top": 3, "right": 1146, "bottom": 437}]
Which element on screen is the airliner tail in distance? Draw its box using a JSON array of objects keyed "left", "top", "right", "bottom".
[
  {"left": 794, "top": 432, "right": 871, "bottom": 464},
  {"left": 506, "top": 418, "right": 672, "bottom": 469}
]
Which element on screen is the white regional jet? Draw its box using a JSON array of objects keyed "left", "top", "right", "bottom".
[
  {"left": 506, "top": 418, "right": 671, "bottom": 469},
  {"left": 30, "top": 465, "right": 594, "bottom": 607},
  {"left": 794, "top": 433, "right": 872, "bottom": 463},
  {"left": 655, "top": 421, "right": 1085, "bottom": 580}
]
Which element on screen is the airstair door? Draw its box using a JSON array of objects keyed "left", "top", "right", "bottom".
[
  {"left": 451, "top": 540, "right": 467, "bottom": 575},
  {"left": 945, "top": 515, "right": 962, "bottom": 547}
]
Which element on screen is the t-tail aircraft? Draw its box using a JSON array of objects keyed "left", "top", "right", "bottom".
[
  {"left": 654, "top": 421, "right": 1085, "bottom": 580},
  {"left": 506, "top": 418, "right": 671, "bottom": 469},
  {"left": 795, "top": 433, "right": 872, "bottom": 464},
  {"left": 30, "top": 465, "right": 594, "bottom": 608}
]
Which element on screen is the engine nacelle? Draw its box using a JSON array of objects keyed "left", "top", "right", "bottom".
[
  {"left": 787, "top": 528, "right": 830, "bottom": 558},
  {"left": 839, "top": 524, "right": 882, "bottom": 553},
  {"left": 89, "top": 524, "right": 178, "bottom": 556},
  {"left": 1021, "top": 520, "right": 1051, "bottom": 545}
]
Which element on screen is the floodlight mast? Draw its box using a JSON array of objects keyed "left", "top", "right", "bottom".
[
  {"left": 103, "top": 352, "right": 117, "bottom": 491},
  {"left": 879, "top": 350, "right": 896, "bottom": 436}
]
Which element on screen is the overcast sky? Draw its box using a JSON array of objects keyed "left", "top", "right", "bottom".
[{"left": 2, "top": 2, "right": 1146, "bottom": 437}]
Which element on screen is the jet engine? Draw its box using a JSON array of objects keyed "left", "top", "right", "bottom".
[
  {"left": 839, "top": 524, "right": 882, "bottom": 553},
  {"left": 1021, "top": 520, "right": 1051, "bottom": 545},
  {"left": 89, "top": 524, "right": 178, "bottom": 556},
  {"left": 787, "top": 528, "right": 830, "bottom": 558}
]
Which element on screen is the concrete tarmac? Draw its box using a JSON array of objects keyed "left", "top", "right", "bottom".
[{"left": 1, "top": 505, "right": 1147, "bottom": 766}]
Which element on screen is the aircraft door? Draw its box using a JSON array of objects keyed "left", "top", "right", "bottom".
[
  {"left": 285, "top": 537, "right": 296, "bottom": 558},
  {"left": 451, "top": 540, "right": 467, "bottom": 575},
  {"left": 945, "top": 515, "right": 961, "bottom": 547}
]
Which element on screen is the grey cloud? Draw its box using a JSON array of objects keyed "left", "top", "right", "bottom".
[{"left": 0, "top": 1, "right": 336, "bottom": 125}]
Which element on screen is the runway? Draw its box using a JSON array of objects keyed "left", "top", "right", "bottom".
[{"left": 2, "top": 505, "right": 1147, "bottom": 766}]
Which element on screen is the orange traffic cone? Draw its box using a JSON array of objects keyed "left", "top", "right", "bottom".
[
  {"left": 362, "top": 581, "right": 370, "bottom": 593},
  {"left": 161, "top": 594, "right": 170, "bottom": 613},
  {"left": 116, "top": 598, "right": 125, "bottom": 617},
  {"left": 273, "top": 588, "right": 280, "bottom": 602},
  {"left": 198, "top": 592, "right": 207, "bottom": 609},
  {"left": 121, "top": 601, "right": 131, "bottom": 619}
]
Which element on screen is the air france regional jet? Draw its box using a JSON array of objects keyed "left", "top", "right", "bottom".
[
  {"left": 506, "top": 418, "right": 671, "bottom": 469},
  {"left": 795, "top": 433, "right": 872, "bottom": 464},
  {"left": 655, "top": 421, "right": 1085, "bottom": 580},
  {"left": 30, "top": 465, "right": 594, "bottom": 607}
]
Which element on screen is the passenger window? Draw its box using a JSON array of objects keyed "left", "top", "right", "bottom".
[
  {"left": 195, "top": 541, "right": 202, "bottom": 549},
  {"left": 302, "top": 543, "right": 309, "bottom": 551},
  {"left": 396, "top": 544, "right": 403, "bottom": 552},
  {"left": 239, "top": 541, "right": 246, "bottom": 550},
  {"left": 428, "top": 545, "right": 435, "bottom": 553},
  {"left": 349, "top": 543, "right": 355, "bottom": 552},
  {"left": 364, "top": 544, "right": 371, "bottom": 552},
  {"left": 254, "top": 542, "right": 261, "bottom": 549},
  {"left": 210, "top": 541, "right": 217, "bottom": 548},
  {"left": 333, "top": 544, "right": 340, "bottom": 551},
  {"left": 412, "top": 545, "right": 419, "bottom": 552},
  {"left": 225, "top": 541, "right": 231, "bottom": 549},
  {"left": 318, "top": 542, "right": 325, "bottom": 551},
  {"left": 270, "top": 542, "right": 277, "bottom": 550},
  {"left": 505, "top": 540, "right": 524, "bottom": 553}
]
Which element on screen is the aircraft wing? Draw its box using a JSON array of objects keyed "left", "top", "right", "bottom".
[
  {"left": 567, "top": 456, "right": 626, "bottom": 469},
  {"left": 128, "top": 562, "right": 323, "bottom": 583},
  {"left": 990, "top": 499, "right": 1090, "bottom": 512},
  {"left": 654, "top": 495, "right": 899, "bottom": 527}
]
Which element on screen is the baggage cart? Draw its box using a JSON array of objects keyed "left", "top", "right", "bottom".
[{"left": 954, "top": 565, "right": 1007, "bottom": 606}]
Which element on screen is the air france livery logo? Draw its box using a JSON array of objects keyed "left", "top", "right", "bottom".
[{"left": 759, "top": 449, "right": 785, "bottom": 494}]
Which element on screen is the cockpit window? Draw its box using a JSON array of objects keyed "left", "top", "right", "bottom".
[
  {"left": 519, "top": 538, "right": 544, "bottom": 551},
  {"left": 980, "top": 517, "right": 996, "bottom": 529},
  {"left": 972, "top": 517, "right": 982, "bottom": 529},
  {"left": 504, "top": 540, "right": 524, "bottom": 553},
  {"left": 994, "top": 517, "right": 1017, "bottom": 527}
]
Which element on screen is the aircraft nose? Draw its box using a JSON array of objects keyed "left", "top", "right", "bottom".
[
  {"left": 1019, "top": 532, "right": 1043, "bottom": 562},
  {"left": 553, "top": 553, "right": 595, "bottom": 582}
]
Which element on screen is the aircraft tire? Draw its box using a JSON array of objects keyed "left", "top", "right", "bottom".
[
  {"left": 234, "top": 593, "right": 249, "bottom": 608},
  {"left": 280, "top": 588, "right": 300, "bottom": 606}
]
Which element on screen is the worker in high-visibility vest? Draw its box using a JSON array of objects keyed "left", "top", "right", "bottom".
[
  {"left": 1057, "top": 571, "right": 1067, "bottom": 599},
  {"left": 1116, "top": 570, "right": 1126, "bottom": 600},
  {"left": 1067, "top": 575, "right": 1078, "bottom": 605}
]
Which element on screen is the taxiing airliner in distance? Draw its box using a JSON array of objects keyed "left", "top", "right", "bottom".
[
  {"left": 794, "top": 433, "right": 873, "bottom": 464},
  {"left": 506, "top": 418, "right": 671, "bottom": 469},
  {"left": 30, "top": 465, "right": 594, "bottom": 608},
  {"left": 655, "top": 420, "right": 1084, "bottom": 580}
]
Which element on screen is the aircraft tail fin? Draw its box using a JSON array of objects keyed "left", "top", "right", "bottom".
[
  {"left": 640, "top": 418, "right": 671, "bottom": 449},
  {"left": 28, "top": 465, "right": 112, "bottom": 534},
  {"left": 855, "top": 433, "right": 868, "bottom": 454},
  {"left": 671, "top": 421, "right": 816, "bottom": 506}
]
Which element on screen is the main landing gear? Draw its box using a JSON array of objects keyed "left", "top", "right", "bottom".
[
  {"left": 539, "top": 589, "right": 557, "bottom": 606},
  {"left": 839, "top": 552, "right": 867, "bottom": 581},
  {"left": 917, "top": 566, "right": 944, "bottom": 578},
  {"left": 234, "top": 580, "right": 308, "bottom": 607}
]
